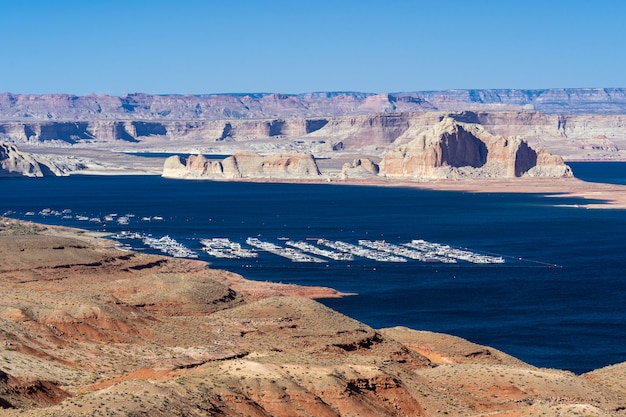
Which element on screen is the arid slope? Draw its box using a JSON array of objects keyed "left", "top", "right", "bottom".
[{"left": 0, "top": 218, "right": 625, "bottom": 416}]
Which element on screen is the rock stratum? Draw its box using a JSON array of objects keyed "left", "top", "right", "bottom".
[
  {"left": 2, "top": 89, "right": 626, "bottom": 122},
  {"left": 0, "top": 218, "right": 625, "bottom": 417},
  {"left": 0, "top": 89, "right": 626, "bottom": 164}
]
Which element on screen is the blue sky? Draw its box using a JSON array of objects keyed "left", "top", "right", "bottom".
[{"left": 1, "top": 0, "right": 625, "bottom": 95}]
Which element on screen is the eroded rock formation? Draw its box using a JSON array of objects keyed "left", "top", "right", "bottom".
[
  {"left": 0, "top": 142, "right": 66, "bottom": 177},
  {"left": 162, "top": 152, "right": 321, "bottom": 180},
  {"left": 341, "top": 157, "right": 380, "bottom": 179},
  {"left": 380, "top": 117, "right": 573, "bottom": 179}
]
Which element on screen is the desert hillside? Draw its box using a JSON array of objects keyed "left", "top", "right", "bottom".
[{"left": 0, "top": 218, "right": 625, "bottom": 416}]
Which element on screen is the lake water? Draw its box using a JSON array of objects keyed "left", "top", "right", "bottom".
[{"left": 1, "top": 162, "right": 625, "bottom": 374}]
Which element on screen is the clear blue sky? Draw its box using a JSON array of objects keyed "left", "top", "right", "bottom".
[{"left": 2, "top": 0, "right": 625, "bottom": 95}]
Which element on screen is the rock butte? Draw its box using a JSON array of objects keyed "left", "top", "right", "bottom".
[
  {"left": 0, "top": 218, "right": 625, "bottom": 416},
  {"left": 162, "top": 117, "right": 572, "bottom": 181}
]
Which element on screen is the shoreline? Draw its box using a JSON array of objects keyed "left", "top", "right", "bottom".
[
  {"left": 158, "top": 173, "right": 626, "bottom": 209},
  {"left": 2, "top": 217, "right": 355, "bottom": 300},
  {"left": 73, "top": 169, "right": 626, "bottom": 209}
]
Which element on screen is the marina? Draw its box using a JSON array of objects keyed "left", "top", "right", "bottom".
[
  {"left": 286, "top": 240, "right": 354, "bottom": 261},
  {"left": 404, "top": 239, "right": 505, "bottom": 264},
  {"left": 142, "top": 235, "right": 198, "bottom": 258},
  {"left": 317, "top": 239, "right": 408, "bottom": 262},
  {"left": 246, "top": 237, "right": 326, "bottom": 263},
  {"left": 5, "top": 205, "right": 508, "bottom": 265},
  {"left": 358, "top": 239, "right": 457, "bottom": 263},
  {"left": 200, "top": 238, "right": 258, "bottom": 259}
]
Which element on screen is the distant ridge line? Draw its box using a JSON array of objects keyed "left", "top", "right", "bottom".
[{"left": 1, "top": 88, "right": 626, "bottom": 122}]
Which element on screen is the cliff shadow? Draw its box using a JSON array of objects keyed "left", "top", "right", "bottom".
[{"left": 440, "top": 130, "right": 488, "bottom": 168}]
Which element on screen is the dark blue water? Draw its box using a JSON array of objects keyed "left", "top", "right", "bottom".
[
  {"left": 1, "top": 164, "right": 625, "bottom": 374},
  {"left": 569, "top": 161, "right": 626, "bottom": 185}
]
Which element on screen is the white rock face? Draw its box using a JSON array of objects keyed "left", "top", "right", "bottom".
[
  {"left": 162, "top": 153, "right": 321, "bottom": 180},
  {"left": 0, "top": 142, "right": 66, "bottom": 177},
  {"left": 379, "top": 117, "right": 573, "bottom": 179}
]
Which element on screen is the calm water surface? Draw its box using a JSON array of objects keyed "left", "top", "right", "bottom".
[{"left": 1, "top": 162, "right": 625, "bottom": 374}]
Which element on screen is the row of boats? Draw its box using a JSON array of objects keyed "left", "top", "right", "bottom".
[
  {"left": 8, "top": 209, "right": 505, "bottom": 264},
  {"left": 110, "top": 233, "right": 504, "bottom": 264},
  {"left": 26, "top": 208, "right": 163, "bottom": 226},
  {"left": 234, "top": 237, "right": 503, "bottom": 264}
]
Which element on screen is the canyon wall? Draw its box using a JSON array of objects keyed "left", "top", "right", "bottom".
[
  {"left": 1, "top": 90, "right": 625, "bottom": 163},
  {"left": 1, "top": 112, "right": 624, "bottom": 160}
]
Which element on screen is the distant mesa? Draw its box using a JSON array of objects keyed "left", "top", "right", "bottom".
[
  {"left": 0, "top": 142, "right": 67, "bottom": 177},
  {"left": 3, "top": 88, "right": 626, "bottom": 121},
  {"left": 379, "top": 116, "right": 573, "bottom": 179}
]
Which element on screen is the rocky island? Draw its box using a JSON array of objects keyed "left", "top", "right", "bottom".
[{"left": 1, "top": 218, "right": 625, "bottom": 416}]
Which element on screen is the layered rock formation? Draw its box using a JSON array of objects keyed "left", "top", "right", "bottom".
[
  {"left": 162, "top": 152, "right": 321, "bottom": 180},
  {"left": 2, "top": 89, "right": 626, "bottom": 122},
  {"left": 0, "top": 142, "right": 66, "bottom": 177},
  {"left": 380, "top": 117, "right": 573, "bottom": 179},
  {"left": 1, "top": 111, "right": 625, "bottom": 161}
]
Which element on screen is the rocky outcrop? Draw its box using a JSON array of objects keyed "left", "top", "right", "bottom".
[
  {"left": 163, "top": 152, "right": 321, "bottom": 180},
  {"left": 0, "top": 142, "right": 66, "bottom": 177},
  {"left": 379, "top": 117, "right": 573, "bottom": 179},
  {"left": 341, "top": 158, "right": 380, "bottom": 179}
]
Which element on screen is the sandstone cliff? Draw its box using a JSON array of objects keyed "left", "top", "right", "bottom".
[
  {"left": 0, "top": 142, "right": 66, "bottom": 177},
  {"left": 379, "top": 117, "right": 573, "bottom": 179},
  {"left": 162, "top": 152, "right": 321, "bottom": 180}
]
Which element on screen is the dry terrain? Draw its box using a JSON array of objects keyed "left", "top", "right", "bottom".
[{"left": 0, "top": 218, "right": 625, "bottom": 416}]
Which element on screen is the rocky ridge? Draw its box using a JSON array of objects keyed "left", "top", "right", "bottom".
[
  {"left": 2, "top": 89, "right": 626, "bottom": 122},
  {"left": 0, "top": 142, "right": 67, "bottom": 177},
  {"left": 0, "top": 218, "right": 625, "bottom": 417}
]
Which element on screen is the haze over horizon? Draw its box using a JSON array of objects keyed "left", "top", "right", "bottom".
[{"left": 2, "top": 0, "right": 625, "bottom": 96}]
